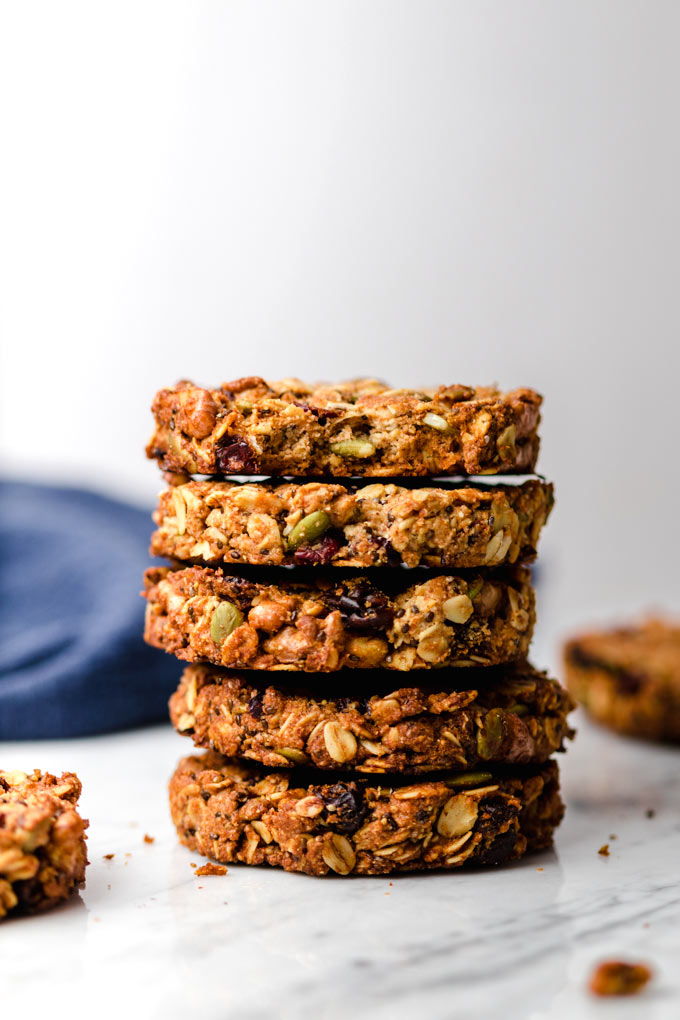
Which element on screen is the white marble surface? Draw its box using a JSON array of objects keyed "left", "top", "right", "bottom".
[{"left": 3, "top": 712, "right": 679, "bottom": 1020}]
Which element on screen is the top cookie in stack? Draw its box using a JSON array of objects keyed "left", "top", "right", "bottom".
[
  {"left": 144, "top": 377, "right": 571, "bottom": 877},
  {"left": 146, "top": 377, "right": 542, "bottom": 477}
]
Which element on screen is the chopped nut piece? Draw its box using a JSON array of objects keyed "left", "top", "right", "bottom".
[
  {"left": 442, "top": 594, "right": 474, "bottom": 625},
  {"left": 589, "top": 961, "right": 652, "bottom": 997}
]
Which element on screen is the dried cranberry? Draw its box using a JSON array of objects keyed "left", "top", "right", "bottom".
[
  {"left": 293, "top": 402, "right": 342, "bottom": 426},
  {"left": 293, "top": 534, "right": 342, "bottom": 566},
  {"left": 216, "top": 441, "right": 258, "bottom": 474},
  {"left": 316, "top": 783, "right": 367, "bottom": 834},
  {"left": 247, "top": 693, "right": 264, "bottom": 719}
]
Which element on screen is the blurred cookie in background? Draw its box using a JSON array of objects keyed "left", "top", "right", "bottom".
[{"left": 564, "top": 618, "right": 680, "bottom": 742}]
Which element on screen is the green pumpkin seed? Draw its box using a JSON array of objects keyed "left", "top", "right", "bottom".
[
  {"left": 444, "top": 770, "right": 494, "bottom": 788},
  {"left": 496, "top": 424, "right": 516, "bottom": 459},
  {"left": 423, "top": 412, "right": 454, "bottom": 435},
  {"left": 476, "top": 708, "right": 506, "bottom": 759},
  {"left": 329, "top": 439, "right": 376, "bottom": 459},
  {"left": 276, "top": 747, "right": 310, "bottom": 764},
  {"left": 506, "top": 702, "right": 530, "bottom": 716},
  {"left": 210, "top": 601, "right": 244, "bottom": 643},
  {"left": 287, "top": 510, "right": 331, "bottom": 550}
]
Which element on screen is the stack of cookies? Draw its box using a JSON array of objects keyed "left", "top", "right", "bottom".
[{"left": 144, "top": 377, "right": 573, "bottom": 876}]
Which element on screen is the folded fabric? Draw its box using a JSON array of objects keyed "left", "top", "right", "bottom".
[{"left": 0, "top": 480, "right": 179, "bottom": 738}]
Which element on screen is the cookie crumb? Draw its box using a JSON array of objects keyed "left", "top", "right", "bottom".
[
  {"left": 589, "top": 961, "right": 652, "bottom": 997},
  {"left": 143, "top": 834, "right": 155, "bottom": 844},
  {"left": 195, "top": 862, "right": 228, "bottom": 877},
  {"left": 536, "top": 867, "right": 544, "bottom": 872},
  {"left": 609, "top": 834, "right": 617, "bottom": 840},
  {"left": 103, "top": 853, "right": 114, "bottom": 860},
  {"left": 598, "top": 843, "right": 610, "bottom": 857}
]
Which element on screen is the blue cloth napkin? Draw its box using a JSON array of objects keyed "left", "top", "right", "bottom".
[{"left": 0, "top": 480, "right": 179, "bottom": 738}]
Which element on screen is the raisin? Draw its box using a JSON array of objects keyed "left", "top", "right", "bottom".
[
  {"left": 316, "top": 783, "right": 367, "bottom": 834},
  {"left": 374, "top": 536, "right": 401, "bottom": 566},
  {"left": 325, "top": 580, "right": 394, "bottom": 630},
  {"left": 477, "top": 828, "right": 518, "bottom": 865}
]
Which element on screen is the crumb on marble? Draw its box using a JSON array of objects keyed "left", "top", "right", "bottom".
[
  {"left": 598, "top": 844, "right": 610, "bottom": 857},
  {"left": 609, "top": 834, "right": 617, "bottom": 840},
  {"left": 103, "top": 853, "right": 114, "bottom": 860},
  {"left": 536, "top": 867, "right": 544, "bottom": 872},
  {"left": 195, "top": 862, "right": 228, "bottom": 877},
  {"left": 124, "top": 852, "right": 132, "bottom": 858},
  {"left": 143, "top": 834, "right": 155, "bottom": 844},
  {"left": 589, "top": 961, "right": 652, "bottom": 997},
  {"left": 646, "top": 809, "right": 655, "bottom": 818}
]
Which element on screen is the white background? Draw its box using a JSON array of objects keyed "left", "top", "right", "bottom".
[{"left": 2, "top": 1, "right": 679, "bottom": 656}]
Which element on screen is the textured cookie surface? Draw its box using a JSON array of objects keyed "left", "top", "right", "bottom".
[
  {"left": 170, "top": 662, "right": 573, "bottom": 773},
  {"left": 147, "top": 377, "right": 541, "bottom": 478},
  {"left": 0, "top": 770, "right": 88, "bottom": 918},
  {"left": 169, "top": 752, "right": 562, "bottom": 876},
  {"left": 152, "top": 478, "right": 553, "bottom": 570},
  {"left": 145, "top": 565, "right": 535, "bottom": 672},
  {"left": 564, "top": 618, "right": 680, "bottom": 741}
]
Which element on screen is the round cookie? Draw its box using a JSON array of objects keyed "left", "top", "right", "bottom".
[
  {"left": 144, "top": 565, "right": 535, "bottom": 672},
  {"left": 151, "top": 478, "right": 553, "bottom": 570},
  {"left": 147, "top": 377, "right": 541, "bottom": 478},
  {"left": 169, "top": 751, "right": 562, "bottom": 876},
  {"left": 170, "top": 663, "right": 574, "bottom": 773}
]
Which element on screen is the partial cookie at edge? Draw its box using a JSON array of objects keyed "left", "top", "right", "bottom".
[{"left": 0, "top": 769, "right": 88, "bottom": 919}]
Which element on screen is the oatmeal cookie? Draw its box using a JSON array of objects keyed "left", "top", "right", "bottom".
[
  {"left": 169, "top": 751, "right": 562, "bottom": 876},
  {"left": 146, "top": 377, "right": 541, "bottom": 478},
  {"left": 170, "top": 662, "right": 573, "bottom": 773},
  {"left": 144, "top": 565, "right": 535, "bottom": 672},
  {"left": 0, "top": 770, "right": 88, "bottom": 918},
  {"left": 151, "top": 478, "right": 553, "bottom": 570},
  {"left": 564, "top": 618, "right": 680, "bottom": 741}
]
